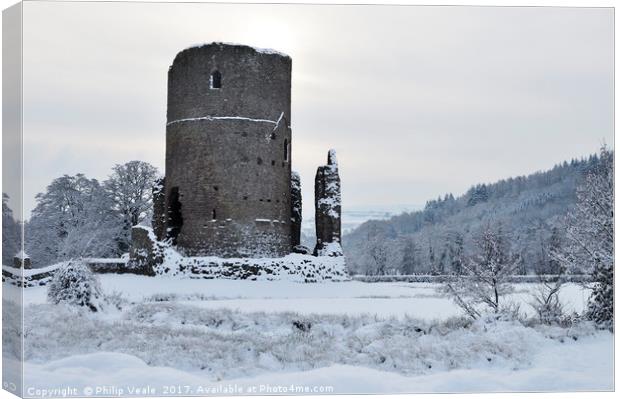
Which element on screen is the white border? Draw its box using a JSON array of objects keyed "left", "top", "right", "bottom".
[{"left": 0, "top": 1, "right": 616, "bottom": 399}]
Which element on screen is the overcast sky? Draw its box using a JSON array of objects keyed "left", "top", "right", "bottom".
[{"left": 15, "top": 2, "right": 614, "bottom": 220}]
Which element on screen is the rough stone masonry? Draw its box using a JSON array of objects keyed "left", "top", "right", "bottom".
[
  {"left": 314, "top": 149, "right": 343, "bottom": 256},
  {"left": 144, "top": 42, "right": 342, "bottom": 263}
]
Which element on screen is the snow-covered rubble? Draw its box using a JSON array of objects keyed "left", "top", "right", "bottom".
[
  {"left": 188, "top": 254, "right": 346, "bottom": 282},
  {"left": 127, "top": 225, "right": 348, "bottom": 282},
  {"left": 156, "top": 251, "right": 348, "bottom": 283}
]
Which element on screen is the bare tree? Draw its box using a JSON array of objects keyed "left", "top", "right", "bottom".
[
  {"left": 529, "top": 225, "right": 567, "bottom": 324},
  {"left": 104, "top": 161, "right": 160, "bottom": 251},
  {"left": 530, "top": 269, "right": 566, "bottom": 325},
  {"left": 444, "top": 225, "right": 520, "bottom": 319}
]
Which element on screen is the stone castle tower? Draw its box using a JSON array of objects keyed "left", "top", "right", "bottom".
[
  {"left": 161, "top": 43, "right": 293, "bottom": 257},
  {"left": 144, "top": 42, "right": 343, "bottom": 265}
]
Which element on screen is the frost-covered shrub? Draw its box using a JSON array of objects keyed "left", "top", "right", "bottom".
[
  {"left": 530, "top": 284, "right": 565, "bottom": 325},
  {"left": 496, "top": 303, "right": 524, "bottom": 323},
  {"left": 439, "top": 315, "right": 474, "bottom": 331},
  {"left": 2, "top": 300, "right": 23, "bottom": 359},
  {"left": 104, "top": 291, "right": 129, "bottom": 311},
  {"left": 587, "top": 263, "right": 614, "bottom": 331},
  {"left": 47, "top": 260, "right": 105, "bottom": 312}
]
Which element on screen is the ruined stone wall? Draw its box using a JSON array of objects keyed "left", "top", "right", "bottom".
[
  {"left": 152, "top": 177, "right": 166, "bottom": 241},
  {"left": 165, "top": 43, "right": 293, "bottom": 257},
  {"left": 291, "top": 171, "right": 302, "bottom": 247},
  {"left": 127, "top": 226, "right": 160, "bottom": 276}
]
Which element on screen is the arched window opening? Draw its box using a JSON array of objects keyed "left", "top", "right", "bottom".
[
  {"left": 212, "top": 209, "right": 217, "bottom": 220},
  {"left": 210, "top": 70, "right": 222, "bottom": 89},
  {"left": 284, "top": 139, "right": 289, "bottom": 161}
]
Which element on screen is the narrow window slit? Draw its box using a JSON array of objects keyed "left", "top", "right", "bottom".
[
  {"left": 210, "top": 70, "right": 222, "bottom": 89},
  {"left": 284, "top": 139, "right": 289, "bottom": 161}
]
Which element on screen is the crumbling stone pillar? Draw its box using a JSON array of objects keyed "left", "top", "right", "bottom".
[
  {"left": 314, "top": 149, "right": 343, "bottom": 256},
  {"left": 291, "top": 171, "right": 302, "bottom": 248},
  {"left": 152, "top": 177, "right": 166, "bottom": 241}
]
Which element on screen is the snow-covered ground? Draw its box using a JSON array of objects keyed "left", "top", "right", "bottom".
[
  {"left": 4, "top": 276, "right": 613, "bottom": 396},
  {"left": 18, "top": 332, "right": 612, "bottom": 395},
  {"left": 19, "top": 277, "right": 591, "bottom": 319}
]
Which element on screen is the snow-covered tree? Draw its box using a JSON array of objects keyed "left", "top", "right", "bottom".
[
  {"left": 368, "top": 239, "right": 388, "bottom": 275},
  {"left": 467, "top": 184, "right": 489, "bottom": 206},
  {"left": 401, "top": 238, "right": 419, "bottom": 275},
  {"left": 535, "top": 226, "right": 563, "bottom": 275},
  {"left": 444, "top": 225, "right": 520, "bottom": 319},
  {"left": 449, "top": 231, "right": 465, "bottom": 275},
  {"left": 104, "top": 161, "right": 160, "bottom": 252},
  {"left": 360, "top": 223, "right": 390, "bottom": 275},
  {"left": 428, "top": 244, "right": 437, "bottom": 275},
  {"left": 47, "top": 260, "right": 105, "bottom": 312},
  {"left": 2, "top": 193, "right": 21, "bottom": 265},
  {"left": 553, "top": 147, "right": 613, "bottom": 329},
  {"left": 26, "top": 174, "right": 120, "bottom": 266}
]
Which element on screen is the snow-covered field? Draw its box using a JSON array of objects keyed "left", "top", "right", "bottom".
[
  {"left": 4, "top": 276, "right": 613, "bottom": 396},
  {"left": 16, "top": 333, "right": 612, "bottom": 395},
  {"left": 17, "top": 277, "right": 593, "bottom": 319}
]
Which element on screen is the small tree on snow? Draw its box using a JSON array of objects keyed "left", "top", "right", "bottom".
[
  {"left": 47, "top": 260, "right": 105, "bottom": 312},
  {"left": 530, "top": 226, "right": 567, "bottom": 325},
  {"left": 530, "top": 271, "right": 566, "bottom": 325},
  {"left": 444, "top": 225, "right": 520, "bottom": 319}
]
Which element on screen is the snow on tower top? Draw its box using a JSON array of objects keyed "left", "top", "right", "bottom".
[
  {"left": 180, "top": 42, "right": 290, "bottom": 59},
  {"left": 15, "top": 250, "right": 30, "bottom": 259}
]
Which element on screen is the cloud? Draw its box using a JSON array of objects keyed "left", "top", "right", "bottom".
[{"left": 18, "top": 2, "right": 613, "bottom": 219}]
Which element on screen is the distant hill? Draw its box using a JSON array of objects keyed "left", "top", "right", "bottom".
[
  {"left": 300, "top": 204, "right": 422, "bottom": 249},
  {"left": 343, "top": 154, "right": 604, "bottom": 276}
]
